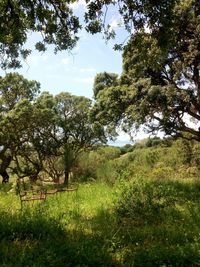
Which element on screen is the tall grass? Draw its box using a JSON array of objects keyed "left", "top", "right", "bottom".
[
  {"left": 0, "top": 182, "right": 119, "bottom": 267},
  {"left": 0, "top": 177, "right": 200, "bottom": 266},
  {"left": 114, "top": 178, "right": 200, "bottom": 266}
]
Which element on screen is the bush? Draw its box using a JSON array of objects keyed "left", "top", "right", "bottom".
[
  {"left": 120, "top": 144, "right": 134, "bottom": 155},
  {"left": 192, "top": 143, "right": 200, "bottom": 167},
  {"left": 74, "top": 146, "right": 121, "bottom": 182},
  {"left": 150, "top": 165, "right": 174, "bottom": 179},
  {"left": 96, "top": 161, "right": 117, "bottom": 185},
  {"left": 0, "top": 183, "right": 12, "bottom": 193},
  {"left": 115, "top": 179, "right": 178, "bottom": 223},
  {"left": 145, "top": 137, "right": 163, "bottom": 147},
  {"left": 114, "top": 178, "right": 200, "bottom": 266},
  {"left": 115, "top": 178, "right": 200, "bottom": 224}
]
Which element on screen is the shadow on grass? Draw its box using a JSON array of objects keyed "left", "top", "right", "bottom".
[
  {"left": 1, "top": 179, "right": 200, "bottom": 266},
  {"left": 0, "top": 207, "right": 121, "bottom": 267},
  {"left": 113, "top": 178, "right": 200, "bottom": 266},
  {"left": 0, "top": 183, "right": 12, "bottom": 193}
]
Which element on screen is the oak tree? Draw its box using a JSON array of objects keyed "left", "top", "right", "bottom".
[
  {"left": 55, "top": 92, "right": 105, "bottom": 186},
  {"left": 0, "top": 72, "right": 40, "bottom": 183},
  {"left": 92, "top": 0, "right": 200, "bottom": 141}
]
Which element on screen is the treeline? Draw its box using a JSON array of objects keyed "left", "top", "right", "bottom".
[{"left": 0, "top": 73, "right": 105, "bottom": 184}]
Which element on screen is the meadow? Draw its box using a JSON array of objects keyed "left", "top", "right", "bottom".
[
  {"left": 0, "top": 138, "right": 200, "bottom": 266},
  {"left": 1, "top": 178, "right": 200, "bottom": 266}
]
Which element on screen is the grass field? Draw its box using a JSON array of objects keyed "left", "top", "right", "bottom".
[{"left": 0, "top": 179, "right": 200, "bottom": 266}]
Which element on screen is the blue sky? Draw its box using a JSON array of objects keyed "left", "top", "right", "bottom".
[{"left": 12, "top": 30, "right": 123, "bottom": 99}]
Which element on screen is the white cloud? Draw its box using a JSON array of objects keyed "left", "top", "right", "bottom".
[
  {"left": 26, "top": 54, "right": 48, "bottom": 67},
  {"left": 61, "top": 57, "right": 71, "bottom": 65},
  {"left": 110, "top": 19, "right": 119, "bottom": 30},
  {"left": 116, "top": 131, "right": 131, "bottom": 142},
  {"left": 109, "top": 16, "right": 123, "bottom": 30},
  {"left": 80, "top": 67, "right": 96, "bottom": 73},
  {"left": 80, "top": 76, "right": 94, "bottom": 84},
  {"left": 70, "top": 0, "right": 86, "bottom": 10}
]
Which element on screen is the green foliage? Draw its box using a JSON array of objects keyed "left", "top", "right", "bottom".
[
  {"left": 192, "top": 143, "right": 200, "bottom": 167},
  {"left": 0, "top": 75, "right": 106, "bottom": 184},
  {"left": 150, "top": 165, "right": 174, "bottom": 180},
  {"left": 91, "top": 138, "right": 200, "bottom": 183},
  {"left": 175, "top": 139, "right": 193, "bottom": 166},
  {"left": 74, "top": 146, "right": 121, "bottom": 183},
  {"left": 146, "top": 137, "right": 163, "bottom": 147},
  {"left": 0, "top": 73, "right": 40, "bottom": 182},
  {"left": 114, "top": 178, "right": 200, "bottom": 266},
  {"left": 0, "top": 72, "right": 40, "bottom": 109},
  {"left": 116, "top": 179, "right": 175, "bottom": 222},
  {"left": 54, "top": 92, "right": 106, "bottom": 184},
  {"left": 92, "top": 0, "right": 200, "bottom": 141},
  {"left": 120, "top": 144, "right": 134, "bottom": 154},
  {"left": 0, "top": 0, "right": 81, "bottom": 69},
  {"left": 93, "top": 72, "right": 118, "bottom": 99},
  {"left": 0, "top": 182, "right": 118, "bottom": 267},
  {"left": 0, "top": 183, "right": 12, "bottom": 193}
]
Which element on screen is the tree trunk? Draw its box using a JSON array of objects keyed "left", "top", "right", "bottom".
[
  {"left": 64, "top": 170, "right": 69, "bottom": 188},
  {"left": 29, "top": 173, "right": 38, "bottom": 183},
  {"left": 0, "top": 152, "right": 12, "bottom": 184},
  {"left": 1, "top": 170, "right": 9, "bottom": 184}
]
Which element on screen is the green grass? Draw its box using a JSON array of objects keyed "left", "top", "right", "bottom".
[
  {"left": 114, "top": 178, "right": 200, "bottom": 266},
  {"left": 0, "top": 182, "right": 119, "bottom": 267},
  {"left": 0, "top": 179, "right": 200, "bottom": 266}
]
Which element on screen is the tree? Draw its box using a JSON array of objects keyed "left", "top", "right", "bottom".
[
  {"left": 54, "top": 92, "right": 106, "bottom": 186},
  {"left": 0, "top": 74, "right": 106, "bottom": 184},
  {"left": 13, "top": 91, "right": 59, "bottom": 182},
  {"left": 92, "top": 0, "right": 200, "bottom": 142},
  {"left": 0, "top": 72, "right": 40, "bottom": 183},
  {"left": 0, "top": 0, "right": 186, "bottom": 69},
  {"left": 0, "top": 0, "right": 80, "bottom": 69}
]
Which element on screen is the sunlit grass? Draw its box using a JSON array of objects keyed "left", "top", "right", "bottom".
[
  {"left": 0, "top": 181, "right": 118, "bottom": 266},
  {"left": 0, "top": 178, "right": 200, "bottom": 266}
]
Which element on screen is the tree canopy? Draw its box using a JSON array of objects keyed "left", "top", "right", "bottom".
[
  {"left": 93, "top": 72, "right": 118, "bottom": 99},
  {"left": 91, "top": 0, "right": 200, "bottom": 141},
  {"left": 0, "top": 73, "right": 40, "bottom": 182},
  {"left": 0, "top": 0, "right": 80, "bottom": 69},
  {"left": 1, "top": 0, "right": 193, "bottom": 68},
  {"left": 0, "top": 73, "right": 105, "bottom": 183}
]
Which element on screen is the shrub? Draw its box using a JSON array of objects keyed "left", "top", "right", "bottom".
[
  {"left": 120, "top": 144, "right": 134, "bottom": 155},
  {"left": 145, "top": 137, "right": 163, "bottom": 147},
  {"left": 96, "top": 161, "right": 117, "bottom": 185},
  {"left": 192, "top": 143, "right": 200, "bottom": 167},
  {"left": 115, "top": 179, "right": 177, "bottom": 223},
  {"left": 74, "top": 146, "right": 121, "bottom": 182},
  {"left": 150, "top": 165, "right": 174, "bottom": 180}
]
